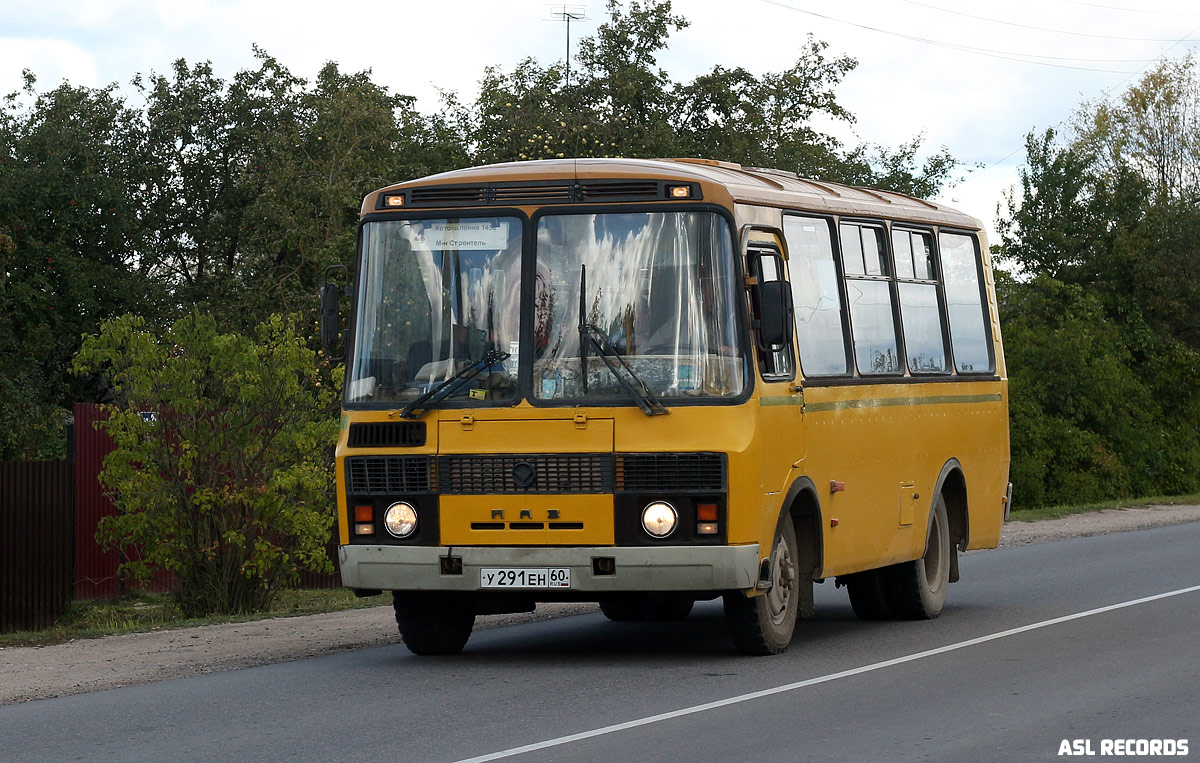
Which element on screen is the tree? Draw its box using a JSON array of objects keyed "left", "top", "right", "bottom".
[
  {"left": 1074, "top": 54, "right": 1200, "bottom": 201},
  {"left": 675, "top": 36, "right": 856, "bottom": 175},
  {"left": 233, "top": 56, "right": 449, "bottom": 323},
  {"left": 0, "top": 74, "right": 164, "bottom": 459},
  {"left": 73, "top": 312, "right": 339, "bottom": 616},
  {"left": 996, "top": 273, "right": 1189, "bottom": 507},
  {"left": 460, "top": 1, "right": 959, "bottom": 197},
  {"left": 997, "top": 54, "right": 1200, "bottom": 508},
  {"left": 573, "top": 0, "right": 687, "bottom": 157},
  {"left": 467, "top": 1, "right": 688, "bottom": 164}
]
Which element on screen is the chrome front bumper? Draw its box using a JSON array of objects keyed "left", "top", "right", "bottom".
[{"left": 339, "top": 543, "right": 762, "bottom": 593}]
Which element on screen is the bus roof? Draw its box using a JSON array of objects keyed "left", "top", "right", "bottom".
[{"left": 364, "top": 157, "right": 982, "bottom": 231}]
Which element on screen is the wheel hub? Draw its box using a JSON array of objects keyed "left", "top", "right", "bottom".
[{"left": 765, "top": 537, "right": 794, "bottom": 624}]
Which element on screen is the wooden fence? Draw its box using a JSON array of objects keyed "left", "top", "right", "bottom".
[
  {"left": 0, "top": 461, "right": 74, "bottom": 632},
  {"left": 2, "top": 403, "right": 342, "bottom": 633}
]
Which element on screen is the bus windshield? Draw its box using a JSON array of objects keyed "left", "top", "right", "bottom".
[
  {"left": 345, "top": 210, "right": 746, "bottom": 407},
  {"left": 347, "top": 216, "right": 522, "bottom": 405},
  {"left": 533, "top": 211, "right": 745, "bottom": 402}
]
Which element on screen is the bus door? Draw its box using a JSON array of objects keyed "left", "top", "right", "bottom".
[{"left": 745, "top": 232, "right": 804, "bottom": 495}]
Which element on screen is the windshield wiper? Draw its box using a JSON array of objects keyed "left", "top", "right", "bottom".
[
  {"left": 398, "top": 348, "right": 510, "bottom": 420},
  {"left": 578, "top": 323, "right": 668, "bottom": 416},
  {"left": 575, "top": 266, "right": 666, "bottom": 416}
]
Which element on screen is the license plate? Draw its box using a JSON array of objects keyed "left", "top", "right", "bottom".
[{"left": 480, "top": 567, "right": 571, "bottom": 588}]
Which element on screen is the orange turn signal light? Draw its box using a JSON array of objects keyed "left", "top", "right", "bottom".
[
  {"left": 354, "top": 504, "right": 373, "bottom": 522},
  {"left": 697, "top": 503, "right": 719, "bottom": 522}
]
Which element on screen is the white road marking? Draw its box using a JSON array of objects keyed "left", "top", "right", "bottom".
[{"left": 454, "top": 583, "right": 1200, "bottom": 762}]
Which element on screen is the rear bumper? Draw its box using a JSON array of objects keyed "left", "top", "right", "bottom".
[{"left": 339, "top": 543, "right": 761, "bottom": 593}]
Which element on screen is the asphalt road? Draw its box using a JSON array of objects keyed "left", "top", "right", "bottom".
[{"left": 3, "top": 524, "right": 1198, "bottom": 763}]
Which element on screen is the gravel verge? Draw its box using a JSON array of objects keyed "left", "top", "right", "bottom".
[{"left": 4, "top": 503, "right": 1199, "bottom": 705}]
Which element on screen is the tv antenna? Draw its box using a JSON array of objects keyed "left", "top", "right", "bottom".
[{"left": 549, "top": 5, "right": 588, "bottom": 88}]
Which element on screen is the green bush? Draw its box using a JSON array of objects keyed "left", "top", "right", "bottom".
[{"left": 73, "top": 312, "right": 339, "bottom": 617}]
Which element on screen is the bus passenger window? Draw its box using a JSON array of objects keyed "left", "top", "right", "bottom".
[
  {"left": 862, "top": 228, "right": 886, "bottom": 276},
  {"left": 892, "top": 229, "right": 938, "bottom": 281},
  {"left": 891, "top": 230, "right": 915, "bottom": 279},
  {"left": 840, "top": 224, "right": 865, "bottom": 274},
  {"left": 898, "top": 282, "right": 945, "bottom": 372},
  {"left": 893, "top": 229, "right": 946, "bottom": 374},
  {"left": 939, "top": 232, "right": 992, "bottom": 373},
  {"left": 914, "top": 234, "right": 935, "bottom": 280},
  {"left": 840, "top": 223, "right": 899, "bottom": 375},
  {"left": 783, "top": 216, "right": 848, "bottom": 376}
]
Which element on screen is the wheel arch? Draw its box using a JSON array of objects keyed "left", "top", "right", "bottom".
[
  {"left": 932, "top": 458, "right": 968, "bottom": 583},
  {"left": 779, "top": 475, "right": 825, "bottom": 581}
]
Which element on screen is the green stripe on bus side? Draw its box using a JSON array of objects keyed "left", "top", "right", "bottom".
[
  {"left": 759, "top": 396, "right": 805, "bottom": 406},
  {"left": 804, "top": 392, "right": 1003, "bottom": 412}
]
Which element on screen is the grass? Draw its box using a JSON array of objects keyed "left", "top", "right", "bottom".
[
  {"left": 1007, "top": 492, "right": 1200, "bottom": 522},
  {"left": 0, "top": 586, "right": 388, "bottom": 649}
]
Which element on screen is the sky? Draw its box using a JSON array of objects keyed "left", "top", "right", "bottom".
[{"left": 3, "top": 0, "right": 1200, "bottom": 244}]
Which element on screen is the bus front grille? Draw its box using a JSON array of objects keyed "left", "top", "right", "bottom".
[
  {"left": 346, "top": 455, "right": 436, "bottom": 495},
  {"left": 347, "top": 422, "right": 426, "bottom": 448},
  {"left": 615, "top": 452, "right": 727, "bottom": 493},
  {"left": 345, "top": 452, "right": 727, "bottom": 497},
  {"left": 439, "top": 453, "right": 614, "bottom": 494}
]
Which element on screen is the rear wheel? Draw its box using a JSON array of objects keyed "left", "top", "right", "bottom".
[
  {"left": 724, "top": 513, "right": 799, "bottom": 655},
  {"left": 641, "top": 595, "right": 694, "bottom": 621},
  {"left": 598, "top": 598, "right": 646, "bottom": 622},
  {"left": 845, "top": 569, "right": 895, "bottom": 621},
  {"left": 393, "top": 592, "right": 475, "bottom": 655},
  {"left": 885, "top": 493, "right": 952, "bottom": 619}
]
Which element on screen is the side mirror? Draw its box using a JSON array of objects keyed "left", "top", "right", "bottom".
[
  {"left": 320, "top": 265, "right": 348, "bottom": 360},
  {"left": 755, "top": 280, "right": 793, "bottom": 349},
  {"left": 320, "top": 282, "right": 341, "bottom": 353}
]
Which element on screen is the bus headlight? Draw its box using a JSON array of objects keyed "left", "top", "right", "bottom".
[
  {"left": 383, "top": 502, "right": 418, "bottom": 538},
  {"left": 641, "top": 501, "right": 678, "bottom": 538}
]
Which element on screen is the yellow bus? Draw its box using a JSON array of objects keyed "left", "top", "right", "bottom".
[{"left": 323, "top": 157, "right": 1010, "bottom": 656}]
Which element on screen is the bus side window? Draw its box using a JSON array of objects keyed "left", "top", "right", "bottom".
[
  {"left": 840, "top": 222, "right": 900, "bottom": 375},
  {"left": 893, "top": 228, "right": 947, "bottom": 374},
  {"left": 939, "top": 232, "right": 993, "bottom": 373},
  {"left": 783, "top": 215, "right": 849, "bottom": 376},
  {"left": 748, "top": 246, "right": 795, "bottom": 380}
]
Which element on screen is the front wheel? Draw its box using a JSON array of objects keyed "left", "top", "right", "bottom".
[
  {"left": 393, "top": 592, "right": 475, "bottom": 655},
  {"left": 724, "top": 513, "right": 800, "bottom": 655}
]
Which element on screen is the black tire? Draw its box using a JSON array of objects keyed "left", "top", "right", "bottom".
[
  {"left": 724, "top": 513, "right": 800, "bottom": 655},
  {"left": 599, "top": 598, "right": 647, "bottom": 622},
  {"left": 844, "top": 569, "right": 895, "bottom": 621},
  {"left": 884, "top": 493, "right": 952, "bottom": 620},
  {"left": 641, "top": 595, "right": 694, "bottom": 621},
  {"left": 599, "top": 595, "right": 694, "bottom": 621},
  {"left": 393, "top": 592, "right": 475, "bottom": 655}
]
